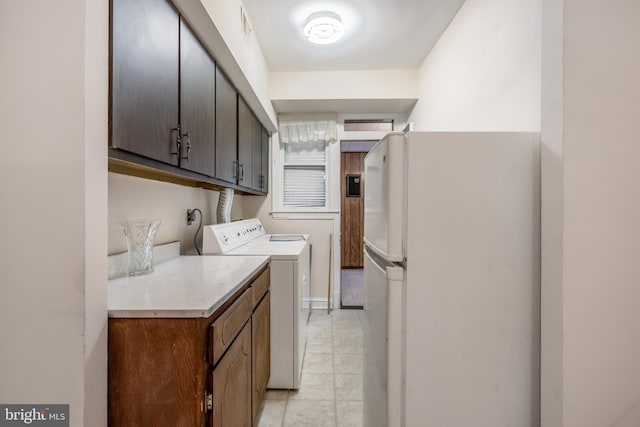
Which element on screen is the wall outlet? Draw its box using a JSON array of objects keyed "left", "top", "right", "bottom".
[{"left": 187, "top": 209, "right": 196, "bottom": 225}]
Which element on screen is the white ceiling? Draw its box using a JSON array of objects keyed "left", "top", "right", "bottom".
[{"left": 241, "top": 0, "right": 466, "bottom": 72}]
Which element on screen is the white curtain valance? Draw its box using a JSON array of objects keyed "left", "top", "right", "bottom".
[{"left": 278, "top": 113, "right": 338, "bottom": 144}]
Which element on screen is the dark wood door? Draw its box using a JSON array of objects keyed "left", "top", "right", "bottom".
[
  {"left": 179, "top": 19, "right": 216, "bottom": 177},
  {"left": 111, "top": 0, "right": 179, "bottom": 165},
  {"left": 212, "top": 322, "right": 252, "bottom": 427},
  {"left": 341, "top": 152, "right": 367, "bottom": 268},
  {"left": 237, "top": 97, "right": 254, "bottom": 189},
  {"left": 252, "top": 292, "right": 270, "bottom": 424},
  {"left": 215, "top": 67, "right": 237, "bottom": 184},
  {"left": 260, "top": 128, "right": 270, "bottom": 192}
]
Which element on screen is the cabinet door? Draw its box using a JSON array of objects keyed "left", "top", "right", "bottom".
[
  {"left": 251, "top": 113, "right": 263, "bottom": 191},
  {"left": 111, "top": 0, "right": 179, "bottom": 165},
  {"left": 237, "top": 97, "right": 254, "bottom": 189},
  {"left": 180, "top": 19, "right": 216, "bottom": 177},
  {"left": 252, "top": 292, "right": 270, "bottom": 423},
  {"left": 260, "top": 127, "right": 270, "bottom": 193},
  {"left": 212, "top": 321, "right": 251, "bottom": 427},
  {"left": 215, "top": 67, "right": 238, "bottom": 184}
]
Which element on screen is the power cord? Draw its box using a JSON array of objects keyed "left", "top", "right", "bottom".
[{"left": 187, "top": 208, "right": 203, "bottom": 255}]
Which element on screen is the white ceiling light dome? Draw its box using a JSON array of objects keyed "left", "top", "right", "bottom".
[{"left": 304, "top": 11, "right": 344, "bottom": 45}]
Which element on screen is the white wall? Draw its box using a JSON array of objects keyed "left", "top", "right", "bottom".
[
  {"left": 543, "top": 1, "right": 640, "bottom": 426},
  {"left": 0, "top": 0, "right": 108, "bottom": 425},
  {"left": 540, "top": 0, "right": 563, "bottom": 424},
  {"left": 409, "top": 0, "right": 541, "bottom": 131},
  {"left": 198, "top": 0, "right": 276, "bottom": 126},
  {"left": 270, "top": 69, "right": 418, "bottom": 102},
  {"left": 108, "top": 174, "right": 246, "bottom": 255}
]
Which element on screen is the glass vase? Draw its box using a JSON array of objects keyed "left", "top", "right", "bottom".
[{"left": 121, "top": 219, "right": 161, "bottom": 276}]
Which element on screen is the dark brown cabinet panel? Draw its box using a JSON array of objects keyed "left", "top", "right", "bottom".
[
  {"left": 239, "top": 96, "right": 268, "bottom": 193},
  {"left": 237, "top": 97, "right": 255, "bottom": 189},
  {"left": 260, "top": 128, "right": 270, "bottom": 192},
  {"left": 212, "top": 321, "right": 252, "bottom": 427},
  {"left": 108, "top": 317, "right": 207, "bottom": 426},
  {"left": 179, "top": 19, "right": 216, "bottom": 177},
  {"left": 252, "top": 292, "right": 270, "bottom": 424},
  {"left": 111, "top": 0, "right": 180, "bottom": 166},
  {"left": 215, "top": 68, "right": 238, "bottom": 184},
  {"left": 251, "top": 112, "right": 263, "bottom": 191}
]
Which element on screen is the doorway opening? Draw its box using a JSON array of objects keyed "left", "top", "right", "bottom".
[{"left": 340, "top": 141, "right": 375, "bottom": 308}]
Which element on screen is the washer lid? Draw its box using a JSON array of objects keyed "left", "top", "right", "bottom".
[{"left": 227, "top": 235, "right": 309, "bottom": 260}]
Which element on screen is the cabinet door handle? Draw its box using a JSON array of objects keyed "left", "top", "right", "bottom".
[
  {"left": 171, "top": 126, "right": 182, "bottom": 156},
  {"left": 239, "top": 164, "right": 244, "bottom": 182},
  {"left": 181, "top": 131, "right": 191, "bottom": 160},
  {"left": 232, "top": 160, "right": 238, "bottom": 179}
]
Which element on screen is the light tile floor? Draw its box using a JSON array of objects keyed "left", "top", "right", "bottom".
[
  {"left": 340, "top": 269, "right": 364, "bottom": 308},
  {"left": 258, "top": 309, "right": 364, "bottom": 427}
]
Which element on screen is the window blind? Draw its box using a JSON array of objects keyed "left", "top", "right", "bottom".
[{"left": 283, "top": 141, "right": 327, "bottom": 208}]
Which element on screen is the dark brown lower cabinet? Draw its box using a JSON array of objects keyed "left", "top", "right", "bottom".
[
  {"left": 108, "top": 266, "right": 270, "bottom": 427},
  {"left": 212, "top": 321, "right": 252, "bottom": 427},
  {"left": 252, "top": 292, "right": 270, "bottom": 424}
]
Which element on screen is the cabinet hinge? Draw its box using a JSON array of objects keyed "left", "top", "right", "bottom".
[{"left": 204, "top": 391, "right": 213, "bottom": 413}]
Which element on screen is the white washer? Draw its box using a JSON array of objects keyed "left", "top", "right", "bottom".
[{"left": 202, "top": 218, "right": 310, "bottom": 389}]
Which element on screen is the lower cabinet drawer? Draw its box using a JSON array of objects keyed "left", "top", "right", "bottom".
[
  {"left": 251, "top": 266, "right": 270, "bottom": 309},
  {"left": 209, "top": 287, "right": 252, "bottom": 365}
]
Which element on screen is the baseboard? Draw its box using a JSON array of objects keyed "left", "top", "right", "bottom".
[{"left": 309, "top": 298, "right": 331, "bottom": 310}]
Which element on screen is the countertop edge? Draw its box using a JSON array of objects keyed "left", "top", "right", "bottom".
[{"left": 107, "top": 256, "right": 270, "bottom": 319}]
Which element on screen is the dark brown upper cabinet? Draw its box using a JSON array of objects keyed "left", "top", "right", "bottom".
[
  {"left": 251, "top": 110, "right": 263, "bottom": 191},
  {"left": 237, "top": 97, "right": 255, "bottom": 190},
  {"left": 110, "top": 0, "right": 269, "bottom": 195},
  {"left": 111, "top": 0, "right": 180, "bottom": 166},
  {"left": 179, "top": 18, "right": 216, "bottom": 177},
  {"left": 238, "top": 96, "right": 268, "bottom": 193},
  {"left": 260, "top": 127, "right": 270, "bottom": 192},
  {"left": 215, "top": 68, "right": 238, "bottom": 185}
]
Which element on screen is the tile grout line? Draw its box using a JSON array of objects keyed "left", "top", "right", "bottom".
[{"left": 331, "top": 311, "right": 339, "bottom": 427}]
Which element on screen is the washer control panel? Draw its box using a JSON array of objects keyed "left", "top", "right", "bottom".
[{"left": 202, "top": 218, "right": 265, "bottom": 254}]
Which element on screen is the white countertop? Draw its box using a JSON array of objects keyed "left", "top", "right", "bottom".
[{"left": 108, "top": 255, "right": 270, "bottom": 318}]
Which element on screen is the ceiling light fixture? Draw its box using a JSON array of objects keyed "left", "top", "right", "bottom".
[{"left": 304, "top": 11, "right": 344, "bottom": 45}]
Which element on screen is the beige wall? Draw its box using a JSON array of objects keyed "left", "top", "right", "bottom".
[
  {"left": 547, "top": 1, "right": 640, "bottom": 426},
  {"left": 108, "top": 173, "right": 247, "bottom": 255},
  {"left": 409, "top": 0, "right": 541, "bottom": 131},
  {"left": 0, "top": 0, "right": 108, "bottom": 425},
  {"left": 540, "top": 0, "right": 564, "bottom": 424},
  {"left": 269, "top": 69, "right": 419, "bottom": 102}
]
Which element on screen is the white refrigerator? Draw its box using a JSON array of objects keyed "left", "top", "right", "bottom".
[{"left": 362, "top": 132, "right": 540, "bottom": 427}]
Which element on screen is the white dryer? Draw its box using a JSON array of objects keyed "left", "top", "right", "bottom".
[{"left": 202, "top": 218, "right": 310, "bottom": 389}]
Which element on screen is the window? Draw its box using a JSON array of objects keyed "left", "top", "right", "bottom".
[
  {"left": 283, "top": 140, "right": 328, "bottom": 208},
  {"left": 343, "top": 118, "right": 394, "bottom": 132},
  {"left": 273, "top": 114, "right": 339, "bottom": 214}
]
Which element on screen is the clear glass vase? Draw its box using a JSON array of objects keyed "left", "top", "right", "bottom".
[{"left": 121, "top": 219, "right": 161, "bottom": 276}]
